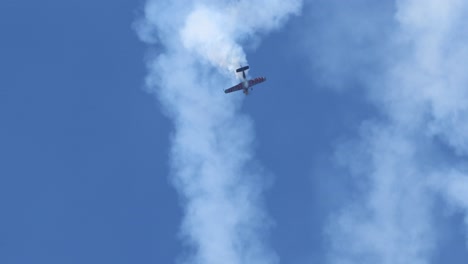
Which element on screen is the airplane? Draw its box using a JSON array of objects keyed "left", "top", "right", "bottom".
[{"left": 224, "top": 66, "right": 267, "bottom": 95}]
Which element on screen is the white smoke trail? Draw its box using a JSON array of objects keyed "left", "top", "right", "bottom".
[
  {"left": 135, "top": 1, "right": 301, "bottom": 264},
  {"left": 318, "top": 0, "right": 468, "bottom": 263}
]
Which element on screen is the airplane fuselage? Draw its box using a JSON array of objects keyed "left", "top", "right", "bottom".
[
  {"left": 242, "top": 80, "right": 249, "bottom": 88},
  {"left": 242, "top": 80, "right": 252, "bottom": 94}
]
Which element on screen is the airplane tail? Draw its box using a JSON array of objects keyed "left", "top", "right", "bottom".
[
  {"left": 236, "top": 66, "right": 249, "bottom": 72},
  {"left": 236, "top": 66, "right": 249, "bottom": 79}
]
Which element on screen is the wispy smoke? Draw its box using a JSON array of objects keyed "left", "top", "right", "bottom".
[
  {"left": 135, "top": 1, "right": 301, "bottom": 264},
  {"left": 302, "top": 0, "right": 468, "bottom": 263}
]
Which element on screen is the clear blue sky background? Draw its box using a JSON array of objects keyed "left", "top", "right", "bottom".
[{"left": 2, "top": 1, "right": 468, "bottom": 264}]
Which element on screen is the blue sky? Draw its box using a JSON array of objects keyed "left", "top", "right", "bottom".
[{"left": 2, "top": 0, "right": 468, "bottom": 264}]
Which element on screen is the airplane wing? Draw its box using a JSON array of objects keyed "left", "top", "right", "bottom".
[
  {"left": 224, "top": 83, "right": 243, "bottom": 94},
  {"left": 248, "top": 77, "right": 266, "bottom": 88}
]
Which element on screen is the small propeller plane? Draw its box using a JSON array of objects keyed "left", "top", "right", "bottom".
[{"left": 224, "top": 66, "right": 267, "bottom": 95}]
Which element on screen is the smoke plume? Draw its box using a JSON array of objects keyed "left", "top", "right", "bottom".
[
  {"left": 309, "top": 0, "right": 468, "bottom": 263},
  {"left": 135, "top": 1, "right": 301, "bottom": 264}
]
